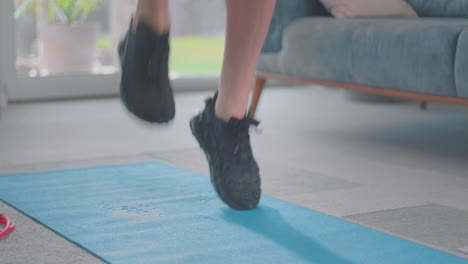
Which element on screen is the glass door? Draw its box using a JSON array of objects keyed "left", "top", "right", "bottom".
[{"left": 3, "top": 0, "right": 225, "bottom": 101}]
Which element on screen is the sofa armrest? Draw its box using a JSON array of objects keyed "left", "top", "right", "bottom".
[{"left": 262, "top": 0, "right": 330, "bottom": 53}]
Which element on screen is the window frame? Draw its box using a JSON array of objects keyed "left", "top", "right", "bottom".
[{"left": 1, "top": 0, "right": 218, "bottom": 102}]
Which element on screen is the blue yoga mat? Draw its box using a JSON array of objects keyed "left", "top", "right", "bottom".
[{"left": 0, "top": 162, "right": 466, "bottom": 264}]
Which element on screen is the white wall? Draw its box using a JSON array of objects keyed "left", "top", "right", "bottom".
[
  {"left": 0, "top": 22, "right": 8, "bottom": 112},
  {"left": 0, "top": 75, "right": 6, "bottom": 115},
  {"left": 0, "top": 0, "right": 15, "bottom": 113}
]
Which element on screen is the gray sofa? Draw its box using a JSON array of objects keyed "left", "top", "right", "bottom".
[{"left": 249, "top": 0, "right": 468, "bottom": 116}]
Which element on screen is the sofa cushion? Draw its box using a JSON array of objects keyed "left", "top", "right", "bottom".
[
  {"left": 455, "top": 28, "right": 468, "bottom": 98},
  {"left": 257, "top": 53, "right": 282, "bottom": 74},
  {"left": 262, "top": 0, "right": 330, "bottom": 53},
  {"left": 320, "top": 0, "right": 418, "bottom": 18},
  {"left": 279, "top": 18, "right": 468, "bottom": 96},
  {"left": 407, "top": 0, "right": 468, "bottom": 18}
]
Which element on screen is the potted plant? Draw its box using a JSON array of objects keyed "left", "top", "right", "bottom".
[{"left": 15, "top": 0, "right": 102, "bottom": 74}]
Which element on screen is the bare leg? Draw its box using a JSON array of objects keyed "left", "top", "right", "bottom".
[
  {"left": 216, "top": 0, "right": 276, "bottom": 121},
  {"left": 188, "top": 1, "right": 276, "bottom": 210},
  {"left": 129, "top": 0, "right": 275, "bottom": 122},
  {"left": 134, "top": 0, "right": 170, "bottom": 34}
]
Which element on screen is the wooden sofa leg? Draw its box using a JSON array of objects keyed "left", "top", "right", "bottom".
[
  {"left": 419, "top": 101, "right": 428, "bottom": 110},
  {"left": 248, "top": 75, "right": 267, "bottom": 118}
]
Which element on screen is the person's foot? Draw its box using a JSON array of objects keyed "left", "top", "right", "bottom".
[
  {"left": 190, "top": 93, "right": 261, "bottom": 210},
  {"left": 118, "top": 20, "right": 175, "bottom": 123}
]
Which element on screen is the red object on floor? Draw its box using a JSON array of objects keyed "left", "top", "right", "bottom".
[{"left": 0, "top": 214, "right": 15, "bottom": 239}]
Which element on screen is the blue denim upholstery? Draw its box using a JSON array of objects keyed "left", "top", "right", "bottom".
[
  {"left": 262, "top": 0, "right": 329, "bottom": 53},
  {"left": 408, "top": 0, "right": 468, "bottom": 18},
  {"left": 258, "top": 0, "right": 468, "bottom": 98},
  {"left": 455, "top": 28, "right": 468, "bottom": 98}
]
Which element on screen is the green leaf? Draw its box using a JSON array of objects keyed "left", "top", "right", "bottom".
[{"left": 16, "top": 0, "right": 102, "bottom": 24}]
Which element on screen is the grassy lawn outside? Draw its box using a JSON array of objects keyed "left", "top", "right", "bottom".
[{"left": 170, "top": 36, "right": 225, "bottom": 76}]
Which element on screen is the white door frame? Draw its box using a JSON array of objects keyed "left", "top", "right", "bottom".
[
  {"left": 1, "top": 0, "right": 217, "bottom": 102},
  {"left": 0, "top": 1, "right": 16, "bottom": 104}
]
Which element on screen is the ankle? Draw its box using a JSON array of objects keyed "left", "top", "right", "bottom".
[
  {"left": 133, "top": 14, "right": 170, "bottom": 34},
  {"left": 214, "top": 99, "right": 246, "bottom": 122}
]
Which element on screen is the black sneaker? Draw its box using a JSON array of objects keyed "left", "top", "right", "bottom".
[
  {"left": 190, "top": 93, "right": 261, "bottom": 210},
  {"left": 118, "top": 20, "right": 175, "bottom": 123}
]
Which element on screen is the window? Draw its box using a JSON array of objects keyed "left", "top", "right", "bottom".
[{"left": 6, "top": 0, "right": 225, "bottom": 100}]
